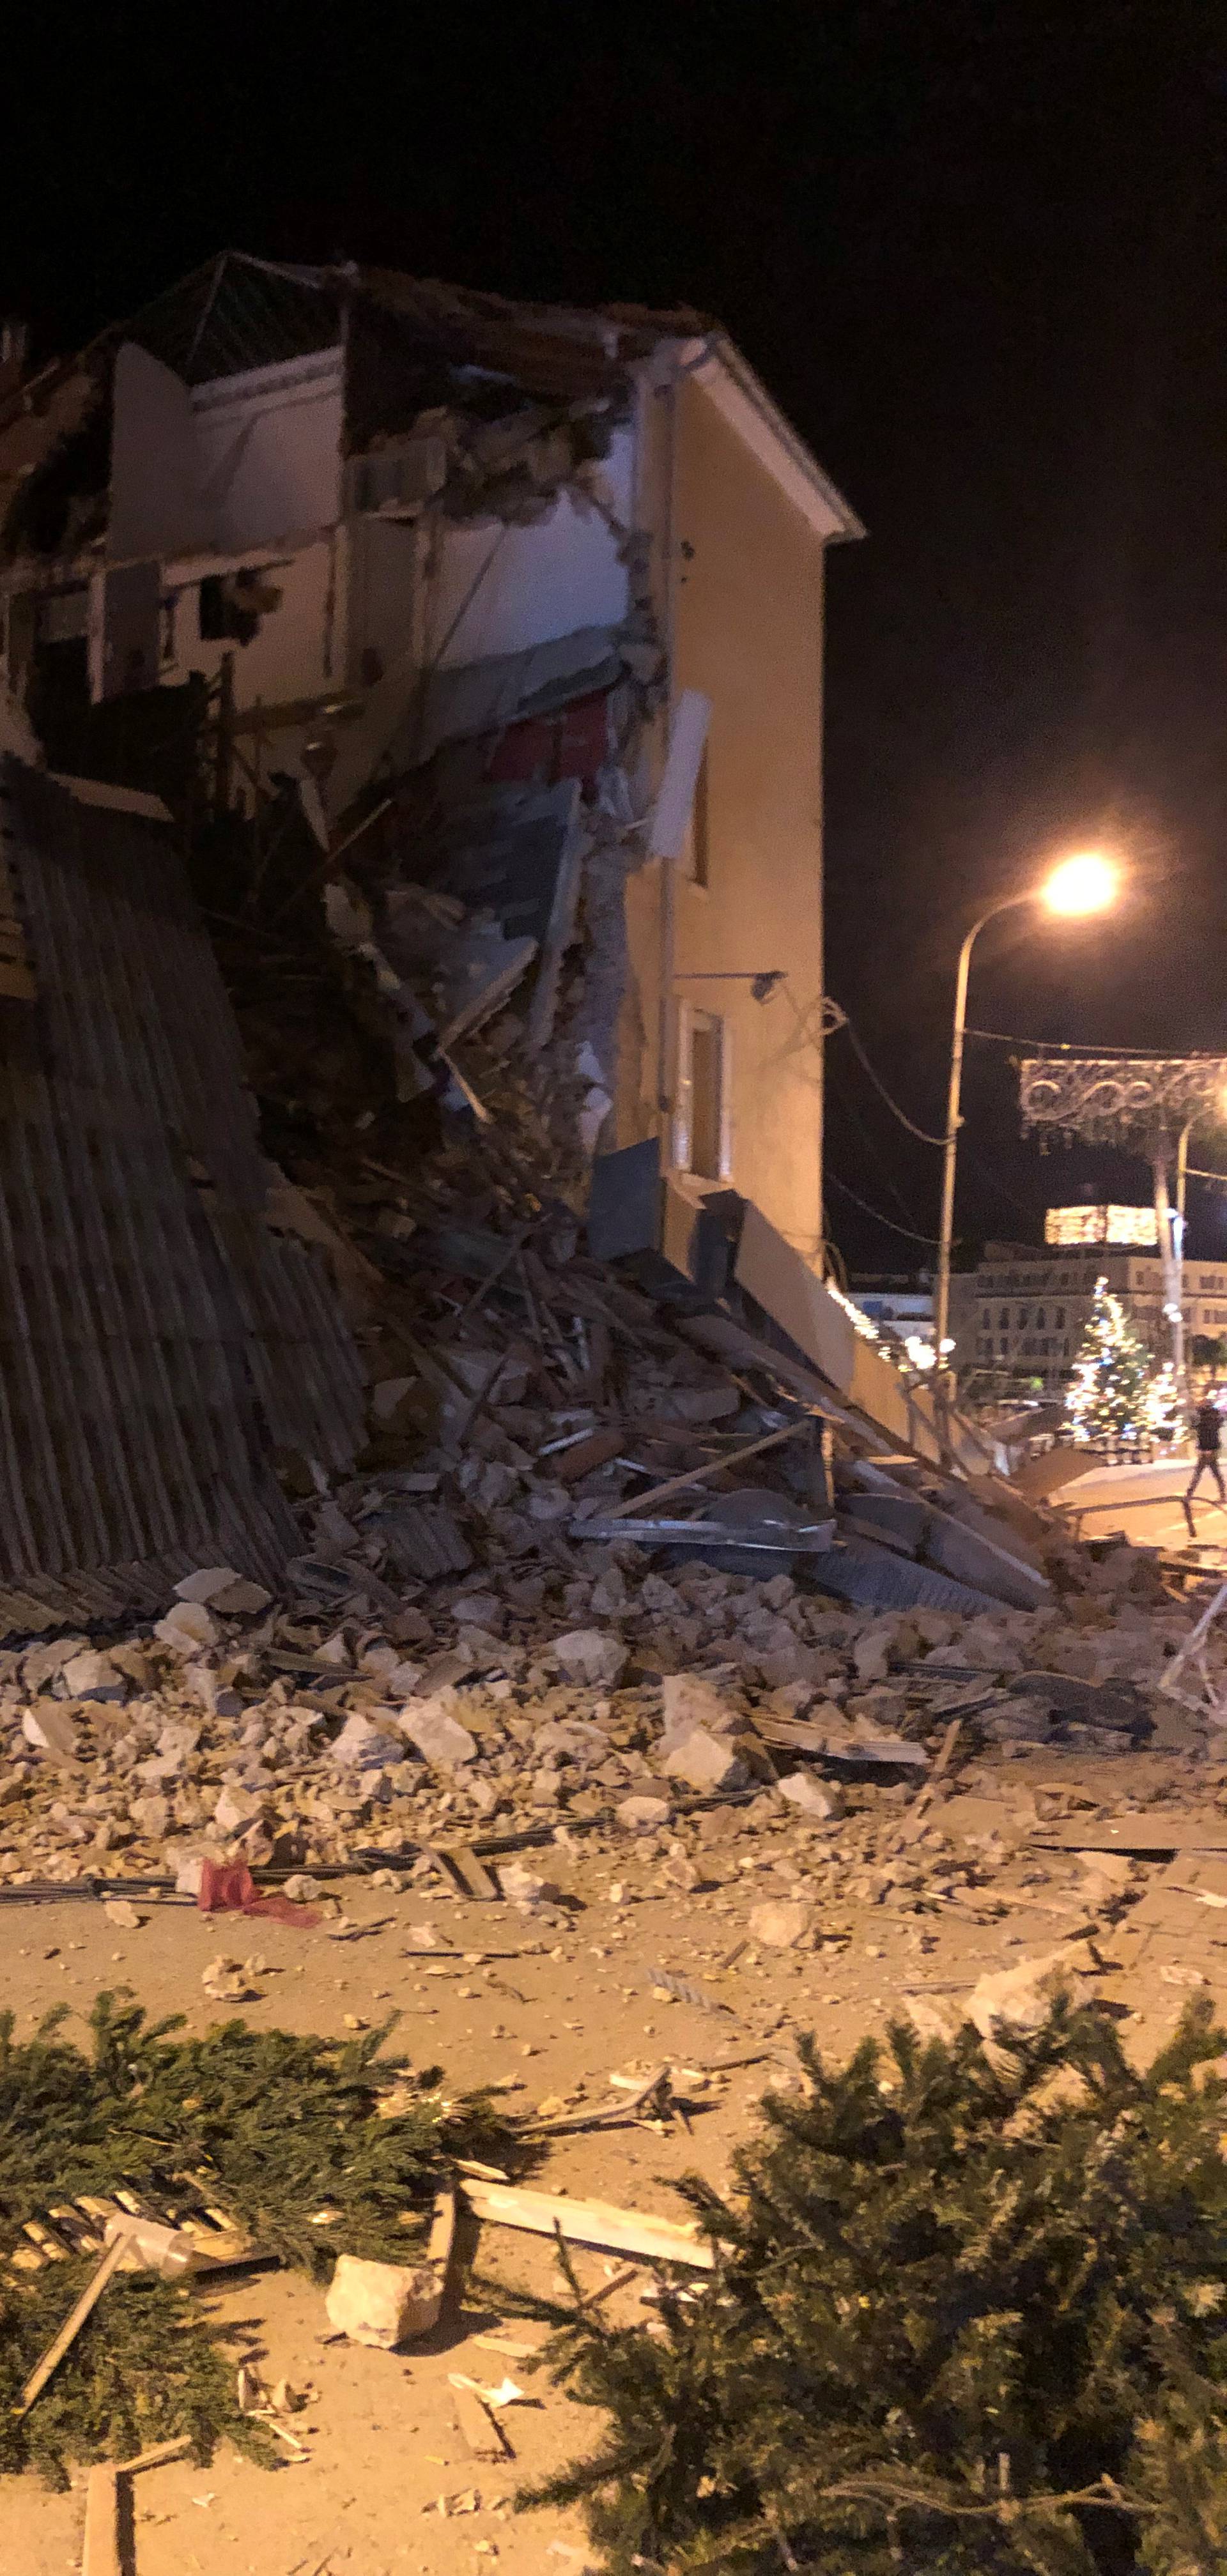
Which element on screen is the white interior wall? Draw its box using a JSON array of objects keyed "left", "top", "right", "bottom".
[
  {"left": 160, "top": 537, "right": 337, "bottom": 707},
  {"left": 345, "top": 519, "right": 419, "bottom": 684},
  {"left": 421, "top": 424, "right": 633, "bottom": 668},
  {"left": 189, "top": 348, "right": 344, "bottom": 552}
]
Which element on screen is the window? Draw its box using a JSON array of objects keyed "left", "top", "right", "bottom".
[
  {"left": 1054, "top": 1305, "right": 1065, "bottom": 1328},
  {"left": 682, "top": 745, "right": 710, "bottom": 887},
  {"left": 674, "top": 1005, "right": 728, "bottom": 1180}
]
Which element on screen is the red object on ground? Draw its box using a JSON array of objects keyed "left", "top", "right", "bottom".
[{"left": 196, "top": 1859, "right": 318, "bottom": 1926}]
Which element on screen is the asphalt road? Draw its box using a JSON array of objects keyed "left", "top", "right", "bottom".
[{"left": 1058, "top": 1449, "right": 1227, "bottom": 1561}]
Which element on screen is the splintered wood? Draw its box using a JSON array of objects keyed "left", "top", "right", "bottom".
[{"left": 461, "top": 2179, "right": 715, "bottom": 2269}]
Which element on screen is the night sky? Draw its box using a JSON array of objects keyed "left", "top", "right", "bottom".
[{"left": 10, "top": 3, "right": 1227, "bottom": 1268}]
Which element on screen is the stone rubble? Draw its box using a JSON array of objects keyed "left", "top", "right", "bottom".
[{"left": 0, "top": 1527, "right": 1214, "bottom": 1933}]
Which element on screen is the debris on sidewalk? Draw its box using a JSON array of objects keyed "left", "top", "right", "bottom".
[
  {"left": 0, "top": 1995, "right": 512, "bottom": 2484},
  {"left": 324, "top": 2252, "right": 442, "bottom": 2349},
  {"left": 525, "top": 2001, "right": 1227, "bottom": 2575}
]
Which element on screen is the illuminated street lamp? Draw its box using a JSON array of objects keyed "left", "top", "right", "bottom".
[{"left": 933, "top": 850, "right": 1122, "bottom": 1390}]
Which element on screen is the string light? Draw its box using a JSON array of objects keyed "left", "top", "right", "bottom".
[{"left": 1064, "top": 1275, "right": 1181, "bottom": 1448}]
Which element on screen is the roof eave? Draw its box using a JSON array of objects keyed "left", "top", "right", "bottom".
[{"left": 673, "top": 330, "right": 865, "bottom": 545}]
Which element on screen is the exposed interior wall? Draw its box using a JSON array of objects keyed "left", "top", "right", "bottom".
[
  {"left": 158, "top": 537, "right": 339, "bottom": 709},
  {"left": 188, "top": 348, "right": 344, "bottom": 553},
  {"left": 107, "top": 342, "right": 344, "bottom": 565},
  {"left": 344, "top": 517, "right": 419, "bottom": 687},
  {"left": 622, "top": 371, "right": 828, "bottom": 1259},
  {"left": 419, "top": 426, "right": 634, "bottom": 670}
]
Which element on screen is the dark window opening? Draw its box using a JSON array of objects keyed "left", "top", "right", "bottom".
[
  {"left": 199, "top": 569, "right": 280, "bottom": 645},
  {"left": 690, "top": 1020, "right": 724, "bottom": 1179}
]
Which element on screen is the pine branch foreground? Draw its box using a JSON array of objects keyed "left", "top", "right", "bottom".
[
  {"left": 0, "top": 1992, "right": 513, "bottom": 2487},
  {"left": 523, "top": 2000, "right": 1227, "bottom": 2576}
]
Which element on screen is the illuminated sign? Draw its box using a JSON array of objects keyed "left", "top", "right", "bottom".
[{"left": 1044, "top": 1206, "right": 1159, "bottom": 1247}]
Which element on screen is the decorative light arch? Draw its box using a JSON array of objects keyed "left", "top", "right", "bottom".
[{"left": 1018, "top": 1053, "right": 1227, "bottom": 1402}]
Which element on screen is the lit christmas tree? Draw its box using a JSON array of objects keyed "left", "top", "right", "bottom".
[{"left": 1064, "top": 1272, "right": 1167, "bottom": 1447}]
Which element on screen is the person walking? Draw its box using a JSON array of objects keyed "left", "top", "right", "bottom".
[{"left": 1184, "top": 1392, "right": 1226, "bottom": 1531}]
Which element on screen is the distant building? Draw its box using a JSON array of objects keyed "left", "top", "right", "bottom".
[{"left": 950, "top": 1214, "right": 1227, "bottom": 1394}]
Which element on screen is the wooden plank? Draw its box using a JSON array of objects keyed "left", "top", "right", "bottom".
[
  {"left": 931, "top": 1719, "right": 963, "bottom": 1780},
  {"left": 17, "top": 2227, "right": 132, "bottom": 2417},
  {"left": 451, "top": 2380, "right": 510, "bottom": 2459},
  {"left": 432, "top": 1844, "right": 498, "bottom": 1900},
  {"left": 427, "top": 2184, "right": 458, "bottom": 2287},
  {"left": 81, "top": 2435, "right": 190, "bottom": 2575},
  {"left": 81, "top": 2464, "right": 121, "bottom": 2576},
  {"left": 603, "top": 1418, "right": 812, "bottom": 1522},
  {"left": 461, "top": 2180, "right": 714, "bottom": 2269}
]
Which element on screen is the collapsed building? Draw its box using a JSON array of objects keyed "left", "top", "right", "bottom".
[
  {"left": 0, "top": 251, "right": 860, "bottom": 1246},
  {"left": 0, "top": 254, "right": 1032, "bottom": 1631}
]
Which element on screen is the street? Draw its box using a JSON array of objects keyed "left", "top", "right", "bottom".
[{"left": 1058, "top": 1449, "right": 1227, "bottom": 1560}]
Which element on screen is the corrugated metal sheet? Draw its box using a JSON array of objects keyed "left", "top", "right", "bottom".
[
  {"left": 0, "top": 759, "right": 365, "bottom": 1629},
  {"left": 817, "top": 1540, "right": 1000, "bottom": 1617}
]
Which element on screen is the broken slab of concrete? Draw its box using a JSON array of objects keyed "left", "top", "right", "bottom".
[
  {"left": 661, "top": 1730, "right": 747, "bottom": 1793},
  {"left": 325, "top": 2253, "right": 444, "bottom": 2349}
]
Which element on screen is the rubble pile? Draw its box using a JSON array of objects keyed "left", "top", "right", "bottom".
[{"left": 0, "top": 1520, "right": 1209, "bottom": 1900}]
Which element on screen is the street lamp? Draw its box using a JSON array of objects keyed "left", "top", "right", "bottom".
[{"left": 933, "top": 849, "right": 1122, "bottom": 1387}]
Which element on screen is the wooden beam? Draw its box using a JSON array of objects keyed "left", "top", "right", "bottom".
[
  {"left": 17, "top": 2227, "right": 132, "bottom": 2418},
  {"left": 461, "top": 2180, "right": 714, "bottom": 2269},
  {"left": 604, "top": 1417, "right": 812, "bottom": 1522}
]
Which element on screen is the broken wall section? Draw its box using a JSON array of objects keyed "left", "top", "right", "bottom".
[{"left": 0, "top": 760, "right": 366, "bottom": 1630}]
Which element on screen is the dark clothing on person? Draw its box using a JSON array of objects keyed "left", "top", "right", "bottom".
[
  {"left": 1195, "top": 1402, "right": 1223, "bottom": 1455},
  {"left": 1185, "top": 1401, "right": 1226, "bottom": 1526}
]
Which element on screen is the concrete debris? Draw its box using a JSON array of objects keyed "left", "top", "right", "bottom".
[
  {"left": 173, "top": 1568, "right": 243, "bottom": 1606},
  {"left": 966, "top": 1945, "right": 1093, "bottom": 2040},
  {"left": 553, "top": 1631, "right": 629, "bottom": 1690},
  {"left": 59, "top": 1651, "right": 127, "bottom": 1704},
  {"left": 201, "top": 1955, "right": 261, "bottom": 2002},
  {"left": 21, "top": 1706, "right": 78, "bottom": 1759},
  {"left": 0, "top": 1509, "right": 1205, "bottom": 1908},
  {"left": 325, "top": 2253, "right": 443, "bottom": 2349},
  {"left": 155, "top": 1602, "right": 221, "bottom": 1654},
  {"left": 661, "top": 1730, "right": 747, "bottom": 1793},
  {"left": 401, "top": 1699, "right": 479, "bottom": 1768},
  {"left": 775, "top": 1772, "right": 845, "bottom": 1819},
  {"left": 748, "top": 1899, "right": 814, "bottom": 1950},
  {"left": 615, "top": 1794, "right": 672, "bottom": 1833}
]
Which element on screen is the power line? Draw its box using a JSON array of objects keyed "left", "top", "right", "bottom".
[
  {"left": 825, "top": 1170, "right": 941, "bottom": 1246},
  {"left": 832, "top": 1008, "right": 945, "bottom": 1146},
  {"left": 826, "top": 1067, "right": 930, "bottom": 1234},
  {"left": 966, "top": 1028, "right": 1227, "bottom": 1058}
]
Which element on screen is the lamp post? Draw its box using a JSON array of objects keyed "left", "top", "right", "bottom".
[{"left": 933, "top": 850, "right": 1122, "bottom": 1388}]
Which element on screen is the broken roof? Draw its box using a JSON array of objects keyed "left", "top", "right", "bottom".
[
  {"left": 0, "top": 252, "right": 861, "bottom": 541},
  {"left": 0, "top": 250, "right": 706, "bottom": 419}
]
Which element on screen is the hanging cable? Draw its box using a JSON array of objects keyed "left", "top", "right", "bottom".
[
  {"left": 830, "top": 1006, "right": 946, "bottom": 1146},
  {"left": 825, "top": 1171, "right": 941, "bottom": 1246},
  {"left": 960, "top": 1147, "right": 1041, "bottom": 1220},
  {"left": 826, "top": 1066, "right": 930, "bottom": 1234},
  {"left": 964, "top": 1028, "right": 1227, "bottom": 1057}
]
